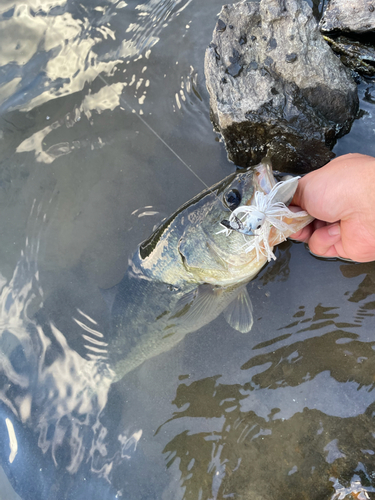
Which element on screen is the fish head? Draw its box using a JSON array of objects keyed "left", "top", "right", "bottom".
[
  {"left": 177, "top": 159, "right": 312, "bottom": 286},
  {"left": 137, "top": 159, "right": 312, "bottom": 287}
]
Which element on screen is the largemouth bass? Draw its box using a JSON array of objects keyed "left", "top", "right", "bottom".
[
  {"left": 0, "top": 159, "right": 312, "bottom": 480},
  {"left": 107, "top": 159, "right": 313, "bottom": 379}
]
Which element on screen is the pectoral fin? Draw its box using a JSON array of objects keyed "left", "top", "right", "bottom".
[
  {"left": 172, "top": 284, "right": 219, "bottom": 322},
  {"left": 223, "top": 286, "right": 254, "bottom": 333}
]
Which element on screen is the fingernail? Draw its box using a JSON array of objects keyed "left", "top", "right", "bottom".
[{"left": 328, "top": 223, "right": 340, "bottom": 237}]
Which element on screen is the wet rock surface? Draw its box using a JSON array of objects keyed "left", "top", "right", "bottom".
[
  {"left": 323, "top": 35, "right": 375, "bottom": 77},
  {"left": 204, "top": 0, "right": 359, "bottom": 173},
  {"left": 320, "top": 0, "right": 375, "bottom": 35}
]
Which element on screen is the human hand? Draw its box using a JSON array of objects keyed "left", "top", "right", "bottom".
[{"left": 290, "top": 153, "right": 375, "bottom": 262}]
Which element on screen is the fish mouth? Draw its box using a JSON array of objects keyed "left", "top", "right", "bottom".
[{"left": 207, "top": 211, "right": 312, "bottom": 269}]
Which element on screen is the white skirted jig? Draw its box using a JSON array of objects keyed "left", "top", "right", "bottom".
[{"left": 218, "top": 177, "right": 310, "bottom": 262}]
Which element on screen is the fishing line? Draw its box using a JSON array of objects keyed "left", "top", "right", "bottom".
[
  {"left": 95, "top": 73, "right": 212, "bottom": 191},
  {"left": 39, "top": 11, "right": 212, "bottom": 194},
  {"left": 96, "top": 72, "right": 249, "bottom": 222}
]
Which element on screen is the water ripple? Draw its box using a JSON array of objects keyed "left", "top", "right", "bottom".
[{"left": 0, "top": 0, "right": 192, "bottom": 114}]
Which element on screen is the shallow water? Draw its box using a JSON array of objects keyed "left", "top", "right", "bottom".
[{"left": 0, "top": 0, "right": 375, "bottom": 499}]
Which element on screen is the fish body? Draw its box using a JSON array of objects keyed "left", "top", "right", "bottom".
[{"left": 108, "top": 159, "right": 313, "bottom": 378}]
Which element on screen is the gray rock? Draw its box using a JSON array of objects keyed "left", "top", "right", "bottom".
[
  {"left": 320, "top": 0, "right": 375, "bottom": 34},
  {"left": 204, "top": 0, "right": 359, "bottom": 173}
]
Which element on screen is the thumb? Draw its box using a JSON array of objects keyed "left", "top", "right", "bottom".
[{"left": 307, "top": 223, "right": 345, "bottom": 258}]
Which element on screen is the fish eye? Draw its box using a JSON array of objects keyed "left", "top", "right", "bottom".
[{"left": 224, "top": 189, "right": 241, "bottom": 210}]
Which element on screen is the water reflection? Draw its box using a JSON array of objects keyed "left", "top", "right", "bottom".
[
  {"left": 258, "top": 239, "right": 293, "bottom": 286},
  {"left": 164, "top": 387, "right": 375, "bottom": 499},
  {"left": 0, "top": 206, "right": 103, "bottom": 463},
  {"left": 0, "top": 201, "right": 146, "bottom": 500},
  {"left": 161, "top": 278, "right": 375, "bottom": 500},
  {"left": 0, "top": 0, "right": 194, "bottom": 115},
  {"left": 341, "top": 262, "right": 375, "bottom": 305},
  {"left": 15, "top": 81, "right": 126, "bottom": 163}
]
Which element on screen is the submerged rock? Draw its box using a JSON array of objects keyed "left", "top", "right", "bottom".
[
  {"left": 204, "top": 0, "right": 359, "bottom": 173},
  {"left": 323, "top": 35, "right": 375, "bottom": 77},
  {"left": 320, "top": 0, "right": 375, "bottom": 35}
]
